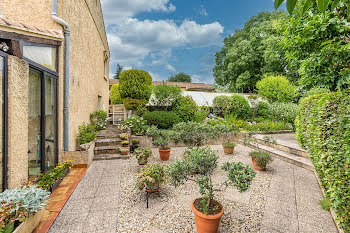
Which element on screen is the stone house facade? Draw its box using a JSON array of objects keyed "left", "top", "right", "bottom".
[{"left": 0, "top": 0, "right": 110, "bottom": 190}]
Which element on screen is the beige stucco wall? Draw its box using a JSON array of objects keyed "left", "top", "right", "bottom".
[{"left": 7, "top": 56, "right": 29, "bottom": 189}]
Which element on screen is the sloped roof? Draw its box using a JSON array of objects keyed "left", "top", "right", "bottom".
[{"left": 0, "top": 16, "right": 63, "bottom": 39}]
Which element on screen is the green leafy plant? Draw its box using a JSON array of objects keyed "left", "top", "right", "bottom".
[
  {"left": 142, "top": 111, "right": 181, "bottom": 129},
  {"left": 110, "top": 84, "right": 122, "bottom": 104},
  {"left": 194, "top": 110, "right": 208, "bottom": 123},
  {"left": 153, "top": 137, "right": 170, "bottom": 150},
  {"left": 122, "top": 115, "right": 147, "bottom": 135},
  {"left": 119, "top": 133, "right": 130, "bottom": 140},
  {"left": 213, "top": 95, "right": 233, "bottom": 117},
  {"left": 151, "top": 84, "right": 182, "bottom": 110},
  {"left": 90, "top": 110, "right": 107, "bottom": 130},
  {"left": 263, "top": 136, "right": 277, "bottom": 145},
  {"left": 119, "top": 69, "right": 153, "bottom": 101},
  {"left": 268, "top": 102, "right": 298, "bottom": 124},
  {"left": 249, "top": 151, "right": 273, "bottom": 168},
  {"left": 244, "top": 121, "right": 292, "bottom": 132},
  {"left": 173, "top": 96, "right": 198, "bottom": 122},
  {"left": 231, "top": 94, "right": 252, "bottom": 119},
  {"left": 134, "top": 147, "right": 152, "bottom": 164},
  {"left": 255, "top": 101, "right": 270, "bottom": 119},
  {"left": 132, "top": 139, "right": 140, "bottom": 145},
  {"left": 222, "top": 142, "right": 236, "bottom": 148},
  {"left": 166, "top": 147, "right": 256, "bottom": 215},
  {"left": 123, "top": 98, "right": 148, "bottom": 111},
  {"left": 256, "top": 75, "right": 296, "bottom": 103},
  {"left": 136, "top": 164, "right": 166, "bottom": 190},
  {"left": 121, "top": 140, "right": 129, "bottom": 145},
  {"left": 77, "top": 123, "right": 97, "bottom": 144},
  {"left": 36, "top": 161, "right": 73, "bottom": 191},
  {"left": 0, "top": 202, "right": 28, "bottom": 230}
]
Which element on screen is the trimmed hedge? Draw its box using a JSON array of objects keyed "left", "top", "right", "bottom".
[
  {"left": 256, "top": 75, "right": 296, "bottom": 103},
  {"left": 142, "top": 111, "right": 181, "bottom": 129},
  {"left": 174, "top": 96, "right": 198, "bottom": 122},
  {"left": 119, "top": 69, "right": 153, "bottom": 101},
  {"left": 296, "top": 90, "right": 350, "bottom": 231}
]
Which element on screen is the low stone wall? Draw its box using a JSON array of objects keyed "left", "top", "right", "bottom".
[{"left": 59, "top": 142, "right": 95, "bottom": 167}]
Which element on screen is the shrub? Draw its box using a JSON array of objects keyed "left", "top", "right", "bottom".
[
  {"left": 268, "top": 102, "right": 298, "bottom": 124},
  {"left": 110, "top": 84, "right": 122, "bottom": 104},
  {"left": 90, "top": 110, "right": 107, "bottom": 130},
  {"left": 151, "top": 84, "right": 181, "bottom": 110},
  {"left": 153, "top": 137, "right": 170, "bottom": 150},
  {"left": 194, "top": 110, "right": 208, "bottom": 123},
  {"left": 255, "top": 101, "right": 270, "bottom": 119},
  {"left": 231, "top": 94, "right": 252, "bottom": 119},
  {"left": 174, "top": 96, "right": 198, "bottom": 122},
  {"left": 77, "top": 123, "right": 97, "bottom": 144},
  {"left": 142, "top": 111, "right": 181, "bottom": 129},
  {"left": 0, "top": 202, "right": 28, "bottom": 229},
  {"left": 212, "top": 95, "right": 232, "bottom": 117},
  {"left": 244, "top": 121, "right": 292, "bottom": 132},
  {"left": 119, "top": 69, "right": 153, "bottom": 101},
  {"left": 136, "top": 164, "right": 166, "bottom": 190},
  {"left": 304, "top": 87, "right": 330, "bottom": 98},
  {"left": 123, "top": 98, "right": 147, "bottom": 111},
  {"left": 122, "top": 115, "right": 147, "bottom": 135},
  {"left": 296, "top": 90, "right": 350, "bottom": 231},
  {"left": 256, "top": 75, "right": 296, "bottom": 103}
]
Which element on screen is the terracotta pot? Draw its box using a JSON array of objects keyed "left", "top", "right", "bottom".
[
  {"left": 252, "top": 158, "right": 266, "bottom": 171},
  {"left": 146, "top": 182, "right": 159, "bottom": 192},
  {"left": 223, "top": 146, "right": 234, "bottom": 154},
  {"left": 138, "top": 160, "right": 147, "bottom": 165},
  {"left": 158, "top": 148, "right": 171, "bottom": 161},
  {"left": 121, "top": 150, "right": 129, "bottom": 155},
  {"left": 192, "top": 200, "right": 224, "bottom": 233},
  {"left": 122, "top": 144, "right": 129, "bottom": 148}
]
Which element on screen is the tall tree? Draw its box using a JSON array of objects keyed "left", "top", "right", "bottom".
[
  {"left": 168, "top": 72, "right": 192, "bottom": 82},
  {"left": 213, "top": 11, "right": 294, "bottom": 93},
  {"left": 113, "top": 64, "right": 123, "bottom": 79}
]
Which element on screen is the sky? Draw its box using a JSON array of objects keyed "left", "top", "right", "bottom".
[{"left": 101, "top": 0, "right": 285, "bottom": 84}]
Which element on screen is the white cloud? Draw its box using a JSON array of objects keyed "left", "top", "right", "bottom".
[
  {"left": 166, "top": 64, "right": 176, "bottom": 72},
  {"left": 199, "top": 5, "right": 208, "bottom": 16},
  {"left": 148, "top": 71, "right": 164, "bottom": 81}
]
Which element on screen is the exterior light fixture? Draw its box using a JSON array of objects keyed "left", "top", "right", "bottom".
[{"left": 0, "top": 42, "right": 9, "bottom": 52}]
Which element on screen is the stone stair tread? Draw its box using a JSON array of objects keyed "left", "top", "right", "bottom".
[
  {"left": 253, "top": 134, "right": 306, "bottom": 152},
  {"left": 93, "top": 154, "right": 131, "bottom": 160},
  {"left": 95, "top": 145, "right": 120, "bottom": 151},
  {"left": 95, "top": 138, "right": 121, "bottom": 143}
]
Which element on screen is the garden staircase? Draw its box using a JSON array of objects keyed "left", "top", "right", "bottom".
[
  {"left": 243, "top": 134, "right": 314, "bottom": 171},
  {"left": 93, "top": 124, "right": 131, "bottom": 160},
  {"left": 108, "top": 104, "right": 126, "bottom": 125}
]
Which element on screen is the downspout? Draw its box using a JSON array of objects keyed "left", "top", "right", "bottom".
[{"left": 51, "top": 0, "right": 70, "bottom": 151}]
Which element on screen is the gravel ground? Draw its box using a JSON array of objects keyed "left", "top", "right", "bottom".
[{"left": 116, "top": 144, "right": 273, "bottom": 233}]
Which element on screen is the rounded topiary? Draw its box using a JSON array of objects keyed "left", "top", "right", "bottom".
[
  {"left": 110, "top": 84, "right": 122, "bottom": 104},
  {"left": 231, "top": 94, "right": 252, "bottom": 120},
  {"left": 256, "top": 75, "right": 296, "bottom": 103},
  {"left": 119, "top": 69, "right": 153, "bottom": 101},
  {"left": 142, "top": 111, "right": 181, "bottom": 129},
  {"left": 212, "top": 95, "right": 233, "bottom": 117},
  {"left": 174, "top": 96, "right": 198, "bottom": 122}
]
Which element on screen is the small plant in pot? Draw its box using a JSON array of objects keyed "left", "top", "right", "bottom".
[
  {"left": 153, "top": 137, "right": 171, "bottom": 161},
  {"left": 222, "top": 142, "right": 236, "bottom": 154},
  {"left": 166, "top": 147, "right": 256, "bottom": 233},
  {"left": 130, "top": 139, "right": 140, "bottom": 153},
  {"left": 136, "top": 164, "right": 166, "bottom": 191},
  {"left": 121, "top": 140, "right": 129, "bottom": 147},
  {"left": 249, "top": 151, "right": 273, "bottom": 171},
  {"left": 134, "top": 147, "right": 152, "bottom": 165},
  {"left": 120, "top": 133, "right": 130, "bottom": 140},
  {"left": 120, "top": 147, "right": 129, "bottom": 155}
]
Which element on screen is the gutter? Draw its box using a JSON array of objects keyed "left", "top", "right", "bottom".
[{"left": 51, "top": 0, "right": 70, "bottom": 151}]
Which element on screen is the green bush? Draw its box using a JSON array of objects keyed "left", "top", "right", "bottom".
[
  {"left": 110, "top": 84, "right": 122, "bottom": 104},
  {"left": 231, "top": 94, "right": 252, "bottom": 120},
  {"left": 244, "top": 121, "right": 292, "bottom": 132},
  {"left": 213, "top": 95, "right": 232, "bottom": 117},
  {"left": 142, "top": 111, "right": 181, "bottom": 129},
  {"left": 151, "top": 84, "right": 181, "bottom": 110},
  {"left": 296, "top": 90, "right": 350, "bottom": 231},
  {"left": 174, "top": 96, "right": 198, "bottom": 122},
  {"left": 123, "top": 98, "right": 147, "bottom": 111},
  {"left": 304, "top": 87, "right": 330, "bottom": 98},
  {"left": 119, "top": 69, "right": 153, "bottom": 101},
  {"left": 90, "top": 110, "right": 107, "bottom": 130},
  {"left": 256, "top": 75, "right": 296, "bottom": 103},
  {"left": 268, "top": 102, "right": 298, "bottom": 124},
  {"left": 255, "top": 101, "right": 270, "bottom": 119},
  {"left": 122, "top": 115, "right": 147, "bottom": 135},
  {"left": 77, "top": 123, "right": 97, "bottom": 144}
]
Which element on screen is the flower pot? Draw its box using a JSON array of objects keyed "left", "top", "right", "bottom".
[
  {"left": 122, "top": 144, "right": 129, "bottom": 148},
  {"left": 146, "top": 182, "right": 159, "bottom": 192},
  {"left": 138, "top": 160, "right": 147, "bottom": 165},
  {"left": 158, "top": 148, "right": 171, "bottom": 161},
  {"left": 252, "top": 158, "right": 266, "bottom": 171},
  {"left": 192, "top": 199, "right": 224, "bottom": 233},
  {"left": 121, "top": 150, "right": 129, "bottom": 155},
  {"left": 223, "top": 146, "right": 234, "bottom": 154},
  {"left": 2, "top": 222, "right": 14, "bottom": 233}
]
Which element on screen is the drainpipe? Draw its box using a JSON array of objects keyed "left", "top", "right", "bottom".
[{"left": 51, "top": 0, "right": 70, "bottom": 151}]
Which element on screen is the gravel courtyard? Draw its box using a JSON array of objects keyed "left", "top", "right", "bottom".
[{"left": 49, "top": 144, "right": 337, "bottom": 233}]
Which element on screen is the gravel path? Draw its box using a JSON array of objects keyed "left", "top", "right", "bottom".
[{"left": 48, "top": 144, "right": 337, "bottom": 233}]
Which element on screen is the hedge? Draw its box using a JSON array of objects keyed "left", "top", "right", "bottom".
[
  {"left": 142, "top": 111, "right": 181, "bottom": 129},
  {"left": 296, "top": 90, "right": 350, "bottom": 232}
]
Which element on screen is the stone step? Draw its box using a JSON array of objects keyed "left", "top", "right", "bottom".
[
  {"left": 242, "top": 142, "right": 314, "bottom": 171},
  {"left": 94, "top": 146, "right": 120, "bottom": 155},
  {"left": 93, "top": 154, "right": 131, "bottom": 161},
  {"left": 95, "top": 138, "right": 122, "bottom": 147},
  {"left": 252, "top": 134, "right": 308, "bottom": 158}
]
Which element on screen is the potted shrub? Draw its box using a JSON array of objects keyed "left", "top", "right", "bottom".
[
  {"left": 136, "top": 164, "right": 166, "bottom": 191},
  {"left": 121, "top": 140, "right": 129, "bottom": 148},
  {"left": 249, "top": 151, "right": 273, "bottom": 171},
  {"left": 166, "top": 147, "right": 256, "bottom": 233},
  {"left": 222, "top": 142, "right": 236, "bottom": 154},
  {"left": 120, "top": 148, "right": 129, "bottom": 155},
  {"left": 153, "top": 138, "right": 171, "bottom": 161},
  {"left": 134, "top": 147, "right": 152, "bottom": 165}
]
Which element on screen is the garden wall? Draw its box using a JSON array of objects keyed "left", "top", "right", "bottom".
[
  {"left": 59, "top": 142, "right": 95, "bottom": 167},
  {"left": 296, "top": 90, "right": 349, "bottom": 232}
]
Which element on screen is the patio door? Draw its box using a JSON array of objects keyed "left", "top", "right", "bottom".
[{"left": 28, "top": 67, "right": 58, "bottom": 177}]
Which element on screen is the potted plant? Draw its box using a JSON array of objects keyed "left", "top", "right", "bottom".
[
  {"left": 134, "top": 147, "right": 152, "bottom": 165},
  {"left": 130, "top": 139, "right": 140, "bottom": 153},
  {"left": 166, "top": 147, "right": 256, "bottom": 233},
  {"left": 136, "top": 164, "right": 166, "bottom": 191},
  {"left": 120, "top": 148, "right": 129, "bottom": 155},
  {"left": 153, "top": 138, "right": 171, "bottom": 161},
  {"left": 121, "top": 140, "right": 129, "bottom": 147},
  {"left": 249, "top": 151, "right": 273, "bottom": 171},
  {"left": 222, "top": 142, "right": 236, "bottom": 154},
  {"left": 120, "top": 133, "right": 130, "bottom": 140}
]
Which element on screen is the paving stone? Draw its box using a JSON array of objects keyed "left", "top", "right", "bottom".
[
  {"left": 95, "top": 184, "right": 121, "bottom": 197},
  {"left": 82, "top": 210, "right": 118, "bottom": 233},
  {"left": 298, "top": 220, "right": 338, "bottom": 233},
  {"left": 89, "top": 195, "right": 121, "bottom": 211},
  {"left": 261, "top": 211, "right": 298, "bottom": 233},
  {"left": 223, "top": 186, "right": 251, "bottom": 205}
]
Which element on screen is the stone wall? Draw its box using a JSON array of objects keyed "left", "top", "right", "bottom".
[
  {"left": 7, "top": 56, "right": 29, "bottom": 188},
  {"left": 59, "top": 142, "right": 95, "bottom": 167}
]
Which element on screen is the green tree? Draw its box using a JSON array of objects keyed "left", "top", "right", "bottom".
[
  {"left": 119, "top": 69, "right": 153, "bottom": 101},
  {"left": 113, "top": 64, "right": 123, "bottom": 79},
  {"left": 110, "top": 84, "right": 122, "bottom": 104},
  {"left": 168, "top": 72, "right": 192, "bottom": 82},
  {"left": 213, "top": 11, "right": 293, "bottom": 93},
  {"left": 151, "top": 84, "right": 182, "bottom": 110}
]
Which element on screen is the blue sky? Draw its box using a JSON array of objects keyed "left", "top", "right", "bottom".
[{"left": 101, "top": 0, "right": 285, "bottom": 84}]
